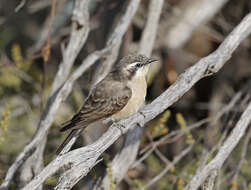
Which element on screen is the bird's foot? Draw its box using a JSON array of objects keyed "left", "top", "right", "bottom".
[
  {"left": 136, "top": 122, "right": 143, "bottom": 128},
  {"left": 111, "top": 119, "right": 126, "bottom": 134}
]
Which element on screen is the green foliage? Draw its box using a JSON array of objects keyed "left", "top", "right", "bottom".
[
  {"left": 44, "top": 176, "right": 58, "bottom": 187},
  {"left": 146, "top": 154, "right": 163, "bottom": 173},
  {"left": 176, "top": 178, "right": 184, "bottom": 190},
  {"left": 156, "top": 177, "right": 174, "bottom": 190},
  {"left": 0, "top": 68, "right": 22, "bottom": 89},
  {"left": 241, "top": 157, "right": 251, "bottom": 180},
  {"left": 176, "top": 113, "right": 195, "bottom": 145},
  {"left": 0, "top": 104, "right": 10, "bottom": 144},
  {"left": 248, "top": 183, "right": 251, "bottom": 190},
  {"left": 149, "top": 110, "right": 170, "bottom": 138},
  {"left": 106, "top": 162, "right": 116, "bottom": 190}
]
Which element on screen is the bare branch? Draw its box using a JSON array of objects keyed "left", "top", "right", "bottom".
[
  {"left": 134, "top": 91, "right": 242, "bottom": 168},
  {"left": 187, "top": 90, "right": 250, "bottom": 190},
  {"left": 185, "top": 102, "right": 251, "bottom": 190},
  {"left": 230, "top": 122, "right": 251, "bottom": 190},
  {"left": 138, "top": 0, "right": 164, "bottom": 56},
  {"left": 101, "top": 127, "right": 142, "bottom": 190},
  {"left": 164, "top": 0, "right": 229, "bottom": 48},
  {"left": 0, "top": 0, "right": 90, "bottom": 189},
  {"left": 20, "top": 12, "right": 251, "bottom": 190},
  {"left": 15, "top": 0, "right": 27, "bottom": 12},
  {"left": 20, "top": 1, "right": 58, "bottom": 188},
  {"left": 28, "top": 0, "right": 69, "bottom": 54},
  {"left": 140, "top": 144, "right": 194, "bottom": 190},
  {"left": 202, "top": 170, "right": 218, "bottom": 190},
  {"left": 93, "top": 0, "right": 141, "bottom": 84}
]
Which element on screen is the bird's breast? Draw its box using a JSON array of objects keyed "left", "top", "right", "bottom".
[{"left": 112, "top": 77, "right": 147, "bottom": 119}]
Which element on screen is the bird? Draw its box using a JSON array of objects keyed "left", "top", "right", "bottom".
[{"left": 56, "top": 54, "right": 157, "bottom": 154}]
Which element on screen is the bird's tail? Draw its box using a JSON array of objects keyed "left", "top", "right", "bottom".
[
  {"left": 59, "top": 119, "right": 74, "bottom": 132},
  {"left": 56, "top": 129, "right": 80, "bottom": 155}
]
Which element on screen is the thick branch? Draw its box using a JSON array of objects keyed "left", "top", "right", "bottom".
[{"left": 20, "top": 12, "right": 251, "bottom": 190}]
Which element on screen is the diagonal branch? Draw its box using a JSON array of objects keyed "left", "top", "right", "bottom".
[
  {"left": 140, "top": 144, "right": 194, "bottom": 190},
  {"left": 92, "top": 0, "right": 141, "bottom": 84},
  {"left": 185, "top": 101, "right": 251, "bottom": 190},
  {"left": 20, "top": 12, "right": 251, "bottom": 190},
  {"left": 132, "top": 89, "right": 243, "bottom": 187},
  {"left": 0, "top": 1, "right": 90, "bottom": 189},
  {"left": 164, "top": 0, "right": 229, "bottom": 49},
  {"left": 231, "top": 123, "right": 251, "bottom": 190}
]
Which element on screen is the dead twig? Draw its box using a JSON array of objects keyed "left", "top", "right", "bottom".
[
  {"left": 185, "top": 102, "right": 251, "bottom": 190},
  {"left": 231, "top": 123, "right": 251, "bottom": 190},
  {"left": 0, "top": 1, "right": 90, "bottom": 189}
]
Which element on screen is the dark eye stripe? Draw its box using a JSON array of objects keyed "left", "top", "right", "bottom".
[{"left": 127, "top": 67, "right": 137, "bottom": 79}]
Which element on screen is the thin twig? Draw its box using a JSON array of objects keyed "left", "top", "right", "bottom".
[
  {"left": 138, "top": 91, "right": 242, "bottom": 158},
  {"left": 15, "top": 0, "right": 26, "bottom": 12},
  {"left": 185, "top": 102, "right": 251, "bottom": 190},
  {"left": 231, "top": 125, "right": 251, "bottom": 190},
  {"left": 140, "top": 145, "right": 194, "bottom": 190},
  {"left": 92, "top": 0, "right": 141, "bottom": 84},
  {"left": 0, "top": 1, "right": 90, "bottom": 189},
  {"left": 161, "top": 0, "right": 230, "bottom": 48}
]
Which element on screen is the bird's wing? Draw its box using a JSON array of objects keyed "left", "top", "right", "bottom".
[{"left": 60, "top": 80, "right": 132, "bottom": 132}]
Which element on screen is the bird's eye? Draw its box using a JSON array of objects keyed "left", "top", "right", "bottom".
[{"left": 136, "top": 63, "right": 141, "bottom": 67}]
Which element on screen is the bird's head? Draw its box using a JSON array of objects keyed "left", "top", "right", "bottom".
[{"left": 116, "top": 54, "right": 157, "bottom": 80}]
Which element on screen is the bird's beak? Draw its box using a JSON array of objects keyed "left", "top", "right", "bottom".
[{"left": 147, "top": 58, "right": 158, "bottom": 64}]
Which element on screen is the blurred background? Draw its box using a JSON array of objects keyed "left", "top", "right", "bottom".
[{"left": 0, "top": 0, "right": 251, "bottom": 189}]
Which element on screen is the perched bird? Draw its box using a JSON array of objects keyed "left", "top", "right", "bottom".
[{"left": 56, "top": 54, "right": 157, "bottom": 154}]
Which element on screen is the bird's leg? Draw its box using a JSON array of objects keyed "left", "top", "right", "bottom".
[{"left": 136, "top": 122, "right": 143, "bottom": 128}]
